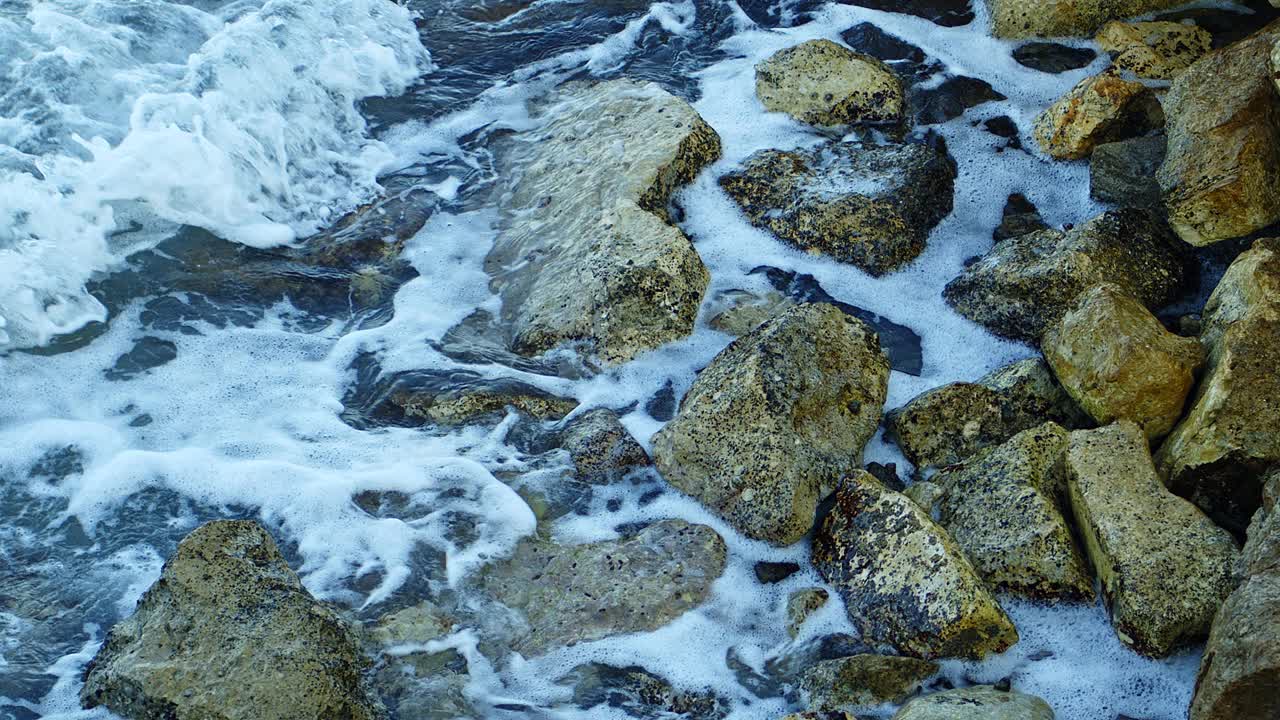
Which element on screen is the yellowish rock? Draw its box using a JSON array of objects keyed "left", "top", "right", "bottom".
[
  {"left": 1042, "top": 283, "right": 1203, "bottom": 441},
  {"left": 987, "top": 0, "right": 1187, "bottom": 38},
  {"left": 799, "top": 655, "right": 938, "bottom": 711},
  {"left": 1097, "top": 21, "right": 1211, "bottom": 80},
  {"left": 893, "top": 686, "right": 1055, "bottom": 720},
  {"left": 1033, "top": 68, "right": 1164, "bottom": 161},
  {"left": 755, "top": 40, "right": 904, "bottom": 127}
]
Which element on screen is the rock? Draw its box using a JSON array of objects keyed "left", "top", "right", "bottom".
[
  {"left": 719, "top": 141, "right": 956, "bottom": 277},
  {"left": 1043, "top": 283, "right": 1203, "bottom": 440},
  {"left": 864, "top": 461, "right": 906, "bottom": 492},
  {"left": 380, "top": 372, "right": 578, "bottom": 427},
  {"left": 1090, "top": 135, "right": 1166, "bottom": 209},
  {"left": 1190, "top": 471, "right": 1280, "bottom": 720},
  {"left": 366, "top": 602, "right": 454, "bottom": 649},
  {"left": 983, "top": 116, "right": 1023, "bottom": 152},
  {"left": 993, "top": 194, "right": 1048, "bottom": 242},
  {"left": 787, "top": 588, "right": 831, "bottom": 638},
  {"left": 904, "top": 481, "right": 945, "bottom": 511},
  {"left": 943, "top": 209, "right": 1192, "bottom": 343},
  {"left": 81, "top": 521, "right": 381, "bottom": 720},
  {"left": 1032, "top": 69, "right": 1164, "bottom": 161},
  {"left": 783, "top": 713, "right": 858, "bottom": 720},
  {"left": 652, "top": 304, "right": 890, "bottom": 545},
  {"left": 557, "top": 409, "right": 650, "bottom": 484},
  {"left": 756, "top": 561, "right": 802, "bottom": 584},
  {"left": 799, "top": 655, "right": 938, "bottom": 710},
  {"left": 934, "top": 423, "right": 1094, "bottom": 600},
  {"left": 893, "top": 686, "right": 1055, "bottom": 720},
  {"left": 1158, "top": 22, "right": 1280, "bottom": 245},
  {"left": 755, "top": 40, "right": 905, "bottom": 127},
  {"left": 485, "top": 79, "right": 719, "bottom": 364},
  {"left": 1065, "top": 422, "right": 1240, "bottom": 657},
  {"left": 838, "top": 0, "right": 974, "bottom": 27},
  {"left": 1157, "top": 238, "right": 1280, "bottom": 535},
  {"left": 988, "top": 0, "right": 1189, "bottom": 38},
  {"left": 886, "top": 358, "right": 1087, "bottom": 470},
  {"left": 811, "top": 472, "right": 1019, "bottom": 660},
  {"left": 840, "top": 23, "right": 932, "bottom": 79},
  {"left": 1012, "top": 42, "right": 1097, "bottom": 73},
  {"left": 910, "top": 75, "right": 1006, "bottom": 126},
  {"left": 564, "top": 663, "right": 729, "bottom": 720},
  {"left": 709, "top": 289, "right": 796, "bottom": 337},
  {"left": 484, "top": 520, "right": 726, "bottom": 655},
  {"left": 1097, "top": 20, "right": 1212, "bottom": 79}
]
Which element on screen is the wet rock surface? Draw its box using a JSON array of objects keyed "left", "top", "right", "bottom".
[
  {"left": 483, "top": 520, "right": 726, "bottom": 655},
  {"left": 993, "top": 194, "right": 1048, "bottom": 242},
  {"left": 788, "top": 588, "right": 832, "bottom": 638},
  {"left": 988, "top": 0, "right": 1189, "bottom": 38},
  {"left": 562, "top": 662, "right": 730, "bottom": 720},
  {"left": 838, "top": 0, "right": 975, "bottom": 27},
  {"left": 1012, "top": 42, "right": 1097, "bottom": 73},
  {"left": 944, "top": 209, "right": 1192, "bottom": 343},
  {"left": 1089, "top": 135, "right": 1166, "bottom": 208},
  {"left": 653, "top": 304, "right": 889, "bottom": 545},
  {"left": 755, "top": 40, "right": 905, "bottom": 127},
  {"left": 799, "top": 654, "right": 939, "bottom": 711},
  {"left": 812, "top": 472, "right": 1018, "bottom": 660},
  {"left": 1032, "top": 69, "right": 1164, "bottom": 161},
  {"left": 1097, "top": 20, "right": 1212, "bottom": 79},
  {"left": 892, "top": 686, "right": 1055, "bottom": 720},
  {"left": 484, "top": 79, "right": 720, "bottom": 364},
  {"left": 1066, "top": 422, "right": 1240, "bottom": 657},
  {"left": 81, "top": 521, "right": 381, "bottom": 720},
  {"left": 554, "top": 408, "right": 651, "bottom": 484},
  {"left": 719, "top": 141, "right": 956, "bottom": 277}
]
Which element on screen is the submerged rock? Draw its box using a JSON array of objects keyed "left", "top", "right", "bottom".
[
  {"left": 892, "top": 686, "right": 1055, "bottom": 719},
  {"left": 719, "top": 141, "right": 956, "bottom": 277},
  {"left": 1042, "top": 283, "right": 1203, "bottom": 441},
  {"left": 1158, "top": 238, "right": 1280, "bottom": 535},
  {"left": 993, "top": 194, "right": 1048, "bottom": 242},
  {"left": 653, "top": 304, "right": 889, "bottom": 545},
  {"left": 1158, "top": 22, "right": 1280, "bottom": 245},
  {"left": 1097, "top": 20, "right": 1212, "bottom": 79},
  {"left": 563, "top": 662, "right": 729, "bottom": 720},
  {"left": 812, "top": 472, "right": 1018, "bottom": 660},
  {"left": 755, "top": 40, "right": 905, "bottom": 127},
  {"left": 944, "top": 209, "right": 1192, "bottom": 343},
  {"left": 484, "top": 520, "right": 726, "bottom": 655},
  {"left": 1011, "top": 42, "right": 1097, "bottom": 73},
  {"left": 485, "top": 79, "right": 720, "bottom": 364},
  {"left": 1089, "top": 134, "right": 1166, "bottom": 209},
  {"left": 1065, "top": 422, "right": 1239, "bottom": 657},
  {"left": 81, "top": 521, "right": 380, "bottom": 720},
  {"left": 1032, "top": 68, "right": 1164, "bottom": 161},
  {"left": 799, "top": 655, "right": 938, "bottom": 711},
  {"left": 837, "top": 0, "right": 974, "bottom": 27},
  {"left": 788, "top": 588, "right": 831, "bottom": 638},
  {"left": 935, "top": 423, "right": 1094, "bottom": 600},
  {"left": 988, "top": 0, "right": 1189, "bottom": 38}
]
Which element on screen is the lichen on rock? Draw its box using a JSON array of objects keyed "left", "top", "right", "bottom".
[{"left": 755, "top": 39, "right": 905, "bottom": 127}]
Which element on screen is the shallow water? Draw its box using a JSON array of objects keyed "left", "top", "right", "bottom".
[{"left": 0, "top": 0, "right": 1267, "bottom": 718}]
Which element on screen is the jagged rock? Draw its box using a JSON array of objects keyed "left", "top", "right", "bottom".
[
  {"left": 988, "top": 0, "right": 1189, "bottom": 38},
  {"left": 1158, "top": 22, "right": 1280, "bottom": 245},
  {"left": 563, "top": 663, "right": 729, "bottom": 720},
  {"left": 1012, "top": 42, "right": 1097, "bottom": 73},
  {"left": 886, "top": 358, "right": 1087, "bottom": 470},
  {"left": 484, "top": 520, "right": 726, "bottom": 655},
  {"left": 1097, "top": 20, "right": 1212, "bottom": 79},
  {"left": 484, "top": 79, "right": 719, "bottom": 364},
  {"left": 993, "top": 194, "right": 1048, "bottom": 242},
  {"left": 943, "top": 209, "right": 1192, "bottom": 343},
  {"left": 1043, "top": 283, "right": 1203, "bottom": 441},
  {"left": 719, "top": 141, "right": 956, "bottom": 277},
  {"left": 1157, "top": 238, "right": 1280, "bottom": 535},
  {"left": 788, "top": 588, "right": 831, "bottom": 638},
  {"left": 653, "top": 304, "right": 890, "bottom": 545},
  {"left": 1032, "top": 69, "right": 1164, "bottom": 161},
  {"left": 557, "top": 409, "right": 650, "bottom": 484},
  {"left": 811, "top": 472, "right": 1018, "bottom": 660},
  {"left": 1191, "top": 471, "right": 1280, "bottom": 720},
  {"left": 81, "top": 521, "right": 381, "bottom": 720},
  {"left": 1065, "top": 422, "right": 1240, "bottom": 657},
  {"left": 799, "top": 655, "right": 938, "bottom": 710},
  {"left": 1090, "top": 135, "right": 1166, "bottom": 208},
  {"left": 935, "top": 423, "right": 1093, "bottom": 600},
  {"left": 755, "top": 40, "right": 905, "bottom": 127},
  {"left": 893, "top": 686, "right": 1055, "bottom": 720}
]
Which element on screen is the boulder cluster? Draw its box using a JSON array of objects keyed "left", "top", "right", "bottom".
[{"left": 80, "top": 2, "right": 1280, "bottom": 720}]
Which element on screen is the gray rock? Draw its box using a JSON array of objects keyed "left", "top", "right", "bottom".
[
  {"left": 1033, "top": 68, "right": 1164, "bottom": 161},
  {"left": 557, "top": 408, "right": 650, "bottom": 484},
  {"left": 81, "top": 521, "right": 381, "bottom": 720},
  {"left": 799, "top": 655, "right": 938, "bottom": 710},
  {"left": 563, "top": 663, "right": 729, "bottom": 720},
  {"left": 892, "top": 686, "right": 1055, "bottom": 720},
  {"left": 653, "top": 304, "right": 890, "bottom": 545},
  {"left": 1090, "top": 135, "right": 1166, "bottom": 209},
  {"left": 483, "top": 520, "right": 726, "bottom": 655},
  {"left": 719, "top": 141, "right": 956, "bottom": 277},
  {"left": 755, "top": 40, "right": 905, "bottom": 127},
  {"left": 943, "top": 209, "right": 1192, "bottom": 343},
  {"left": 787, "top": 588, "right": 831, "bottom": 638},
  {"left": 993, "top": 194, "right": 1049, "bottom": 242},
  {"left": 1012, "top": 42, "right": 1097, "bottom": 73}
]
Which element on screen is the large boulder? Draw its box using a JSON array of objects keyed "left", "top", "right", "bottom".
[
  {"left": 719, "top": 141, "right": 956, "bottom": 277},
  {"left": 755, "top": 40, "right": 905, "bottom": 127},
  {"left": 81, "top": 521, "right": 381, "bottom": 720},
  {"left": 892, "top": 686, "right": 1055, "bottom": 720},
  {"left": 1157, "top": 238, "right": 1280, "bottom": 535},
  {"left": 943, "top": 209, "right": 1192, "bottom": 343},
  {"left": 1097, "top": 20, "right": 1212, "bottom": 80},
  {"left": 886, "top": 357, "right": 1087, "bottom": 470},
  {"left": 485, "top": 79, "right": 720, "bottom": 364},
  {"left": 484, "top": 520, "right": 726, "bottom": 655},
  {"left": 1158, "top": 22, "right": 1280, "bottom": 246},
  {"left": 1042, "top": 283, "right": 1204, "bottom": 441},
  {"left": 988, "top": 0, "right": 1189, "bottom": 38},
  {"left": 1065, "top": 422, "right": 1240, "bottom": 657},
  {"left": 653, "top": 304, "right": 890, "bottom": 545},
  {"left": 1191, "top": 471, "right": 1280, "bottom": 720},
  {"left": 934, "top": 423, "right": 1094, "bottom": 600},
  {"left": 811, "top": 472, "right": 1019, "bottom": 660},
  {"left": 799, "top": 655, "right": 938, "bottom": 711},
  {"left": 1033, "top": 68, "right": 1164, "bottom": 161}
]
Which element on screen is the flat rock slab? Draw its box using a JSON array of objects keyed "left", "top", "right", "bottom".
[{"left": 485, "top": 79, "right": 720, "bottom": 364}]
